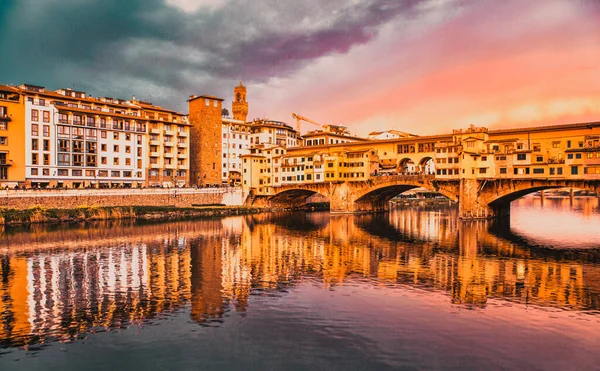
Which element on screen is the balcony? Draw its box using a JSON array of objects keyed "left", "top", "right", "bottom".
[
  {"left": 163, "top": 141, "right": 175, "bottom": 147},
  {"left": 177, "top": 153, "right": 187, "bottom": 159},
  {"left": 165, "top": 163, "right": 177, "bottom": 169},
  {"left": 150, "top": 151, "right": 160, "bottom": 157},
  {"left": 149, "top": 163, "right": 161, "bottom": 169},
  {"left": 150, "top": 140, "right": 161, "bottom": 146},
  {"left": 164, "top": 152, "right": 175, "bottom": 158},
  {"left": 150, "top": 128, "right": 161, "bottom": 134},
  {"left": 0, "top": 114, "right": 11, "bottom": 122},
  {"left": 177, "top": 142, "right": 188, "bottom": 148},
  {"left": 0, "top": 160, "right": 12, "bottom": 166},
  {"left": 164, "top": 130, "right": 175, "bottom": 136},
  {"left": 177, "top": 130, "right": 188, "bottom": 137}
]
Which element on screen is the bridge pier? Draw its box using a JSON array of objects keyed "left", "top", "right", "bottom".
[{"left": 458, "top": 179, "right": 504, "bottom": 219}]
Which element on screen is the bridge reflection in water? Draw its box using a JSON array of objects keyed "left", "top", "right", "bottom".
[{"left": 1, "top": 204, "right": 600, "bottom": 349}]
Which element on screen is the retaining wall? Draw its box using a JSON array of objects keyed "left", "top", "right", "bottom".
[{"left": 0, "top": 188, "right": 244, "bottom": 210}]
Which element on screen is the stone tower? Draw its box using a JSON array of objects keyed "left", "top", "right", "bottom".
[
  {"left": 232, "top": 82, "right": 248, "bottom": 122},
  {"left": 188, "top": 95, "right": 224, "bottom": 186}
]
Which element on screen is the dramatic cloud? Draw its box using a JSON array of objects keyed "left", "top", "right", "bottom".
[
  {"left": 1, "top": 0, "right": 598, "bottom": 133},
  {"left": 0, "top": 0, "right": 429, "bottom": 110}
]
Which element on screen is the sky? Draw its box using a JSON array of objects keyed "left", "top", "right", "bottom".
[{"left": 1, "top": 0, "right": 599, "bottom": 136}]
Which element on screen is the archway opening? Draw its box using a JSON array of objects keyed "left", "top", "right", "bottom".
[
  {"left": 269, "top": 189, "right": 329, "bottom": 211},
  {"left": 397, "top": 158, "right": 416, "bottom": 175},
  {"left": 354, "top": 184, "right": 454, "bottom": 212},
  {"left": 419, "top": 157, "right": 436, "bottom": 175}
]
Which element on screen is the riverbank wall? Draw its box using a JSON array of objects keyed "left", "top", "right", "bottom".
[
  {"left": 0, "top": 187, "right": 244, "bottom": 209},
  {"left": 0, "top": 188, "right": 255, "bottom": 225},
  {"left": 0, "top": 205, "right": 262, "bottom": 226}
]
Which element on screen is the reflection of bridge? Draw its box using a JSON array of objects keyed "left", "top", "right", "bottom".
[
  {"left": 245, "top": 122, "right": 600, "bottom": 219},
  {"left": 257, "top": 174, "right": 600, "bottom": 219},
  {"left": 2, "top": 211, "right": 600, "bottom": 350}
]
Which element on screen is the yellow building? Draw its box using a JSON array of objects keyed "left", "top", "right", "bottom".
[
  {"left": 142, "top": 103, "right": 190, "bottom": 187},
  {"left": 0, "top": 85, "right": 26, "bottom": 187}
]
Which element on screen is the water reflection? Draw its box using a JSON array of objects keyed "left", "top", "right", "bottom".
[{"left": 1, "top": 199, "right": 600, "bottom": 351}]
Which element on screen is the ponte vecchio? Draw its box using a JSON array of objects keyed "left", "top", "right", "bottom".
[{"left": 243, "top": 121, "right": 600, "bottom": 219}]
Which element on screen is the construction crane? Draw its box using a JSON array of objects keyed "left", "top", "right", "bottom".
[{"left": 292, "top": 113, "right": 322, "bottom": 133}]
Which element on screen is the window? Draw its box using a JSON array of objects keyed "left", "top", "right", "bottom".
[
  {"left": 567, "top": 153, "right": 574, "bottom": 159},
  {"left": 536, "top": 156, "right": 543, "bottom": 162},
  {"left": 0, "top": 136, "right": 6, "bottom": 145},
  {"left": 43, "top": 153, "right": 50, "bottom": 165},
  {"left": 113, "top": 132, "right": 119, "bottom": 140},
  {"left": 31, "top": 124, "right": 38, "bottom": 136},
  {"left": 517, "top": 154, "right": 526, "bottom": 161},
  {"left": 571, "top": 166, "right": 579, "bottom": 175},
  {"left": 42, "top": 111, "right": 50, "bottom": 123},
  {"left": 114, "top": 145, "right": 119, "bottom": 152},
  {"left": 57, "top": 169, "right": 69, "bottom": 176},
  {"left": 32, "top": 153, "right": 38, "bottom": 165},
  {"left": 114, "top": 158, "right": 119, "bottom": 165},
  {"left": 111, "top": 171, "right": 120, "bottom": 177},
  {"left": 533, "top": 168, "right": 544, "bottom": 174},
  {"left": 32, "top": 139, "right": 38, "bottom": 150},
  {"left": 500, "top": 168, "right": 507, "bottom": 174},
  {"left": 557, "top": 167, "right": 563, "bottom": 175},
  {"left": 31, "top": 109, "right": 39, "bottom": 121},
  {"left": 553, "top": 142, "right": 560, "bottom": 148},
  {"left": 43, "top": 139, "right": 50, "bottom": 151},
  {"left": 58, "top": 125, "right": 70, "bottom": 136},
  {"left": 31, "top": 168, "right": 38, "bottom": 175},
  {"left": 567, "top": 140, "right": 572, "bottom": 148},
  {"left": 575, "top": 153, "right": 582, "bottom": 159},
  {"left": 43, "top": 125, "right": 50, "bottom": 137}
]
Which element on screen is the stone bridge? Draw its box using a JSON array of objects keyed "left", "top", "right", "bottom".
[{"left": 247, "top": 175, "right": 600, "bottom": 219}]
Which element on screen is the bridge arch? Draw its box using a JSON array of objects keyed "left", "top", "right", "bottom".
[
  {"left": 482, "top": 180, "right": 600, "bottom": 213},
  {"left": 267, "top": 186, "right": 329, "bottom": 209},
  {"left": 352, "top": 178, "right": 459, "bottom": 212}
]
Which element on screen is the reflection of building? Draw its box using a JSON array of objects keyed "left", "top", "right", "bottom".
[
  {"left": 190, "top": 233, "right": 225, "bottom": 323},
  {"left": 2, "top": 209, "right": 600, "bottom": 350}
]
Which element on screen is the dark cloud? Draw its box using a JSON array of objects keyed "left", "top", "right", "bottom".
[{"left": 0, "top": 0, "right": 426, "bottom": 110}]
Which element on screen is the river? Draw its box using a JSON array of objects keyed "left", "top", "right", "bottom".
[{"left": 1, "top": 196, "right": 599, "bottom": 370}]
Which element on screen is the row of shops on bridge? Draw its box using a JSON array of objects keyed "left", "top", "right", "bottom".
[{"left": 242, "top": 123, "right": 600, "bottom": 196}]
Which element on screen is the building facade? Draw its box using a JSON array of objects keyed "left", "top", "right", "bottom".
[
  {"left": 0, "top": 83, "right": 189, "bottom": 188},
  {"left": 0, "top": 85, "right": 26, "bottom": 187}
]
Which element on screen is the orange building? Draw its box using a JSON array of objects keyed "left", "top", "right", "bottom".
[
  {"left": 188, "top": 95, "right": 224, "bottom": 186},
  {"left": 0, "top": 85, "right": 26, "bottom": 187}
]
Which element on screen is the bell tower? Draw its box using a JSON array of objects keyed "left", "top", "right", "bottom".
[{"left": 232, "top": 81, "right": 248, "bottom": 122}]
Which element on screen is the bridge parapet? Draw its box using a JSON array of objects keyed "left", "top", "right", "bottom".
[{"left": 251, "top": 176, "right": 600, "bottom": 219}]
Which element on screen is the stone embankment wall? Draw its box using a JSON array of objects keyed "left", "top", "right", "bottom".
[{"left": 0, "top": 188, "right": 244, "bottom": 210}]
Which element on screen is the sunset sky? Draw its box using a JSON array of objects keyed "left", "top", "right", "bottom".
[{"left": 1, "top": 0, "right": 599, "bottom": 136}]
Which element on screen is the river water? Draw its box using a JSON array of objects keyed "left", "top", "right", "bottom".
[{"left": 1, "top": 197, "right": 600, "bottom": 370}]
